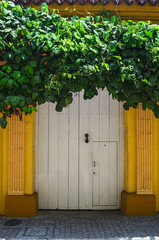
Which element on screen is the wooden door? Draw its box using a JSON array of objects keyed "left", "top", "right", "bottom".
[{"left": 35, "top": 89, "right": 124, "bottom": 209}]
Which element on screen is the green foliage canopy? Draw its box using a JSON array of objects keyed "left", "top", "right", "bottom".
[{"left": 0, "top": 0, "right": 159, "bottom": 128}]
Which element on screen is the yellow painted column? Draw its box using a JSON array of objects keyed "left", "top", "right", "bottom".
[
  {"left": 5, "top": 112, "right": 38, "bottom": 217},
  {"left": 121, "top": 106, "right": 156, "bottom": 216}
]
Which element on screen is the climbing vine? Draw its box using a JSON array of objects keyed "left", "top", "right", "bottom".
[{"left": 0, "top": 0, "right": 159, "bottom": 128}]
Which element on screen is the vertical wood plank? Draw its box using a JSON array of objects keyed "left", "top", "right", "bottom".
[
  {"left": 110, "top": 142, "right": 117, "bottom": 205},
  {"left": 38, "top": 103, "right": 49, "bottom": 209},
  {"left": 110, "top": 97, "right": 119, "bottom": 141},
  {"left": 48, "top": 102, "right": 59, "bottom": 209},
  {"left": 100, "top": 142, "right": 109, "bottom": 205},
  {"left": 69, "top": 93, "right": 79, "bottom": 209},
  {"left": 92, "top": 142, "right": 100, "bottom": 206},
  {"left": 90, "top": 94, "right": 100, "bottom": 141},
  {"left": 58, "top": 107, "right": 69, "bottom": 209},
  {"left": 79, "top": 91, "right": 92, "bottom": 209},
  {"left": 100, "top": 89, "right": 109, "bottom": 141}
]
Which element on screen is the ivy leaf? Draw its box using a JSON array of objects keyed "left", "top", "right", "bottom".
[
  {"left": 0, "top": 100, "right": 6, "bottom": 110},
  {"left": 18, "top": 76, "right": 25, "bottom": 84},
  {"left": 21, "top": 53, "right": 27, "bottom": 60},
  {"left": 28, "top": 66, "right": 34, "bottom": 75},
  {"left": 95, "top": 16, "right": 100, "bottom": 22},
  {"left": 0, "top": 77, "right": 7, "bottom": 86},
  {"left": 0, "top": 94, "right": 4, "bottom": 101},
  {"left": 6, "top": 66, "right": 12, "bottom": 73},
  {"left": 30, "top": 61, "right": 37, "bottom": 68},
  {"left": 142, "top": 102, "right": 146, "bottom": 110},
  {"left": 109, "top": 41, "right": 118, "bottom": 52},
  {"left": 123, "top": 102, "right": 129, "bottom": 110},
  {"left": 41, "top": 3, "right": 49, "bottom": 14},
  {"left": 0, "top": 117, "right": 7, "bottom": 129},
  {"left": 123, "top": 33, "right": 130, "bottom": 43},
  {"left": 6, "top": 79, "right": 14, "bottom": 87},
  {"left": 13, "top": 71, "right": 21, "bottom": 80},
  {"left": 32, "top": 92, "right": 38, "bottom": 100},
  {"left": 10, "top": 96, "right": 20, "bottom": 107},
  {"left": 103, "top": 31, "right": 109, "bottom": 41}
]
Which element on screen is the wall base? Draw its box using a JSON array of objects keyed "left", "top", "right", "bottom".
[
  {"left": 5, "top": 193, "right": 38, "bottom": 217},
  {"left": 121, "top": 191, "right": 156, "bottom": 216}
]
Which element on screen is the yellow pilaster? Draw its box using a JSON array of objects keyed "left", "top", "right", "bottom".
[
  {"left": 122, "top": 107, "right": 156, "bottom": 216},
  {"left": 5, "top": 112, "right": 37, "bottom": 217},
  {"left": 136, "top": 104, "right": 153, "bottom": 194},
  {"left": 8, "top": 115, "right": 25, "bottom": 195}
]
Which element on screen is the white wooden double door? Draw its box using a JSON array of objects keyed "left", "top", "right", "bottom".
[{"left": 35, "top": 89, "right": 124, "bottom": 210}]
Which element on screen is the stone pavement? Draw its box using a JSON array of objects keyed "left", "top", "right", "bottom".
[{"left": 0, "top": 211, "right": 159, "bottom": 240}]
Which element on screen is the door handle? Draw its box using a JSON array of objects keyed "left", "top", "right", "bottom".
[{"left": 85, "top": 133, "right": 89, "bottom": 143}]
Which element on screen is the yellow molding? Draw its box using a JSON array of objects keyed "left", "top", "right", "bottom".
[{"left": 24, "top": 113, "right": 35, "bottom": 195}]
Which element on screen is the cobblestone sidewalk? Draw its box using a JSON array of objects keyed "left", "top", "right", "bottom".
[{"left": 0, "top": 211, "right": 159, "bottom": 240}]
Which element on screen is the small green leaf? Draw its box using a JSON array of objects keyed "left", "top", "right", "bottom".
[
  {"left": 18, "top": 76, "right": 25, "bottom": 84},
  {"left": 30, "top": 61, "right": 37, "bottom": 68},
  {"left": 0, "top": 117, "right": 7, "bottom": 129},
  {"left": 68, "top": 74, "right": 72, "bottom": 79},
  {"left": 6, "top": 79, "right": 13, "bottom": 87},
  {"left": 13, "top": 71, "right": 21, "bottom": 80},
  {"left": 142, "top": 102, "right": 146, "bottom": 111},
  {"left": 123, "top": 102, "right": 129, "bottom": 110},
  {"left": 103, "top": 31, "right": 109, "bottom": 41},
  {"left": 95, "top": 16, "right": 100, "bottom": 22},
  {"left": 41, "top": 3, "right": 49, "bottom": 14},
  {"left": 28, "top": 66, "right": 34, "bottom": 75},
  {"left": 0, "top": 100, "right": 6, "bottom": 110},
  {"left": 32, "top": 92, "right": 38, "bottom": 100},
  {"left": 109, "top": 41, "right": 118, "bottom": 52},
  {"left": 6, "top": 66, "right": 12, "bottom": 73},
  {"left": 10, "top": 96, "right": 20, "bottom": 107}
]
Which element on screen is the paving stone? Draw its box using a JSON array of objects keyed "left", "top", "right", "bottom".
[{"left": 0, "top": 211, "right": 159, "bottom": 239}]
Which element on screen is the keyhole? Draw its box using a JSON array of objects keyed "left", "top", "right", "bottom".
[{"left": 85, "top": 133, "right": 89, "bottom": 143}]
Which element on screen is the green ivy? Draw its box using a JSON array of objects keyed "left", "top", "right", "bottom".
[{"left": 0, "top": 0, "right": 159, "bottom": 128}]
